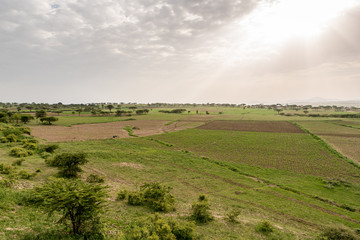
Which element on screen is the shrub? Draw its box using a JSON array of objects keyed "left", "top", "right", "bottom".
[
  {"left": 32, "top": 178, "right": 107, "bottom": 235},
  {"left": 23, "top": 142, "right": 37, "bottom": 150},
  {"left": 12, "top": 158, "right": 25, "bottom": 166},
  {"left": 18, "top": 170, "right": 36, "bottom": 179},
  {"left": 191, "top": 195, "right": 213, "bottom": 223},
  {"left": 40, "top": 151, "right": 52, "bottom": 159},
  {"left": 9, "top": 147, "right": 28, "bottom": 157},
  {"left": 6, "top": 133, "right": 17, "bottom": 142},
  {"left": 116, "top": 189, "right": 129, "bottom": 200},
  {"left": 127, "top": 192, "right": 144, "bottom": 206},
  {"left": 317, "top": 226, "right": 360, "bottom": 240},
  {"left": 140, "top": 182, "right": 176, "bottom": 212},
  {"left": 255, "top": 221, "right": 274, "bottom": 235},
  {"left": 48, "top": 152, "right": 88, "bottom": 178},
  {"left": 41, "top": 144, "right": 59, "bottom": 153},
  {"left": 129, "top": 213, "right": 196, "bottom": 240},
  {"left": 86, "top": 174, "right": 105, "bottom": 183},
  {"left": 226, "top": 209, "right": 241, "bottom": 223},
  {"left": 0, "top": 164, "right": 13, "bottom": 174}
]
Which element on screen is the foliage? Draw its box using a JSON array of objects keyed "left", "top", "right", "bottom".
[
  {"left": 129, "top": 213, "right": 196, "bottom": 240},
  {"left": 12, "top": 158, "right": 25, "bottom": 166},
  {"left": 47, "top": 152, "right": 88, "bottom": 178},
  {"left": 9, "top": 147, "right": 29, "bottom": 157},
  {"left": 86, "top": 174, "right": 105, "bottom": 183},
  {"left": 20, "top": 114, "right": 34, "bottom": 124},
  {"left": 317, "top": 226, "right": 360, "bottom": 240},
  {"left": 40, "top": 116, "right": 58, "bottom": 125},
  {"left": 118, "top": 182, "right": 176, "bottom": 212},
  {"left": 18, "top": 170, "right": 36, "bottom": 179},
  {"left": 190, "top": 195, "right": 213, "bottom": 223},
  {"left": 40, "top": 144, "right": 59, "bottom": 153},
  {"left": 226, "top": 209, "right": 241, "bottom": 223},
  {"left": 23, "top": 142, "right": 37, "bottom": 150},
  {"left": 6, "top": 133, "right": 17, "bottom": 142},
  {"left": 255, "top": 221, "right": 274, "bottom": 235},
  {"left": 35, "top": 110, "right": 47, "bottom": 119},
  {"left": 0, "top": 163, "right": 13, "bottom": 174},
  {"left": 32, "top": 178, "right": 107, "bottom": 235}
]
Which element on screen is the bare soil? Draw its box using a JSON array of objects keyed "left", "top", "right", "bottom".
[
  {"left": 197, "top": 120, "right": 304, "bottom": 133},
  {"left": 30, "top": 120, "right": 202, "bottom": 142}
]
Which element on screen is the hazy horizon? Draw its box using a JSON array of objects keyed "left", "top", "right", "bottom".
[{"left": 1, "top": 0, "right": 360, "bottom": 104}]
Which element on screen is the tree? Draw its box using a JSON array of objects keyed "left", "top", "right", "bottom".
[
  {"left": 191, "top": 195, "right": 213, "bottom": 223},
  {"left": 35, "top": 109, "right": 47, "bottom": 119},
  {"left": 33, "top": 178, "right": 107, "bottom": 235},
  {"left": 106, "top": 105, "right": 114, "bottom": 112},
  {"left": 40, "top": 116, "right": 58, "bottom": 125},
  {"left": 48, "top": 152, "right": 88, "bottom": 178},
  {"left": 76, "top": 108, "right": 82, "bottom": 116},
  {"left": 20, "top": 115, "right": 34, "bottom": 124}
]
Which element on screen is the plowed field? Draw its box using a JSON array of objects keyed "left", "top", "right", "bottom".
[{"left": 198, "top": 120, "right": 304, "bottom": 133}]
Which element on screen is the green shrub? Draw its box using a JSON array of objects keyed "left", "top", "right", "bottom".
[
  {"left": 191, "top": 195, "right": 213, "bottom": 223},
  {"left": 255, "top": 221, "right": 274, "bottom": 235},
  {"left": 12, "top": 158, "right": 25, "bottom": 166},
  {"left": 140, "top": 182, "right": 176, "bottom": 212},
  {"left": 86, "top": 174, "right": 105, "bottom": 183},
  {"left": 48, "top": 152, "right": 88, "bottom": 178},
  {"left": 32, "top": 178, "right": 107, "bottom": 235},
  {"left": 226, "top": 209, "right": 241, "bottom": 223},
  {"left": 0, "top": 164, "right": 13, "bottom": 174},
  {"left": 23, "top": 142, "right": 37, "bottom": 150},
  {"left": 40, "top": 151, "right": 52, "bottom": 159},
  {"left": 128, "top": 192, "right": 144, "bottom": 206},
  {"left": 9, "top": 147, "right": 28, "bottom": 157},
  {"left": 317, "top": 226, "right": 359, "bottom": 240},
  {"left": 0, "top": 137, "right": 8, "bottom": 143},
  {"left": 0, "top": 177, "right": 15, "bottom": 187},
  {"left": 129, "top": 213, "right": 196, "bottom": 240},
  {"left": 6, "top": 133, "right": 17, "bottom": 142},
  {"left": 41, "top": 144, "right": 59, "bottom": 153},
  {"left": 18, "top": 170, "right": 36, "bottom": 180},
  {"left": 116, "top": 189, "right": 129, "bottom": 200}
]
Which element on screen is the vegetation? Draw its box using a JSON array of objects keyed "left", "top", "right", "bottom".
[
  {"left": 46, "top": 152, "right": 88, "bottom": 178},
  {"left": 191, "top": 195, "right": 213, "bottom": 223}
]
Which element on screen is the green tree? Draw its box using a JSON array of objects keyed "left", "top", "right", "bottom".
[
  {"left": 35, "top": 109, "right": 47, "bottom": 119},
  {"left": 76, "top": 108, "right": 82, "bottom": 116},
  {"left": 48, "top": 152, "right": 88, "bottom": 178},
  {"left": 33, "top": 178, "right": 107, "bottom": 235},
  {"left": 191, "top": 195, "right": 213, "bottom": 223},
  {"left": 40, "top": 116, "right": 58, "bottom": 125},
  {"left": 106, "top": 105, "right": 114, "bottom": 112},
  {"left": 20, "top": 115, "right": 34, "bottom": 124}
]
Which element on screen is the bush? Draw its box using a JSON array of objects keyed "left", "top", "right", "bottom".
[
  {"left": 255, "top": 221, "right": 274, "bottom": 235},
  {"left": 0, "top": 164, "right": 13, "bottom": 174},
  {"left": 140, "top": 182, "right": 176, "bottom": 212},
  {"left": 116, "top": 189, "right": 129, "bottom": 201},
  {"left": 18, "top": 170, "right": 36, "bottom": 179},
  {"left": 86, "top": 174, "right": 105, "bottom": 183},
  {"left": 40, "top": 151, "right": 52, "bottom": 159},
  {"left": 129, "top": 213, "right": 196, "bottom": 240},
  {"left": 6, "top": 133, "right": 17, "bottom": 142},
  {"left": 23, "top": 142, "right": 37, "bottom": 150},
  {"left": 191, "top": 195, "right": 213, "bottom": 223},
  {"left": 317, "top": 226, "right": 360, "bottom": 240},
  {"left": 128, "top": 192, "right": 144, "bottom": 206},
  {"left": 41, "top": 144, "right": 59, "bottom": 153},
  {"left": 9, "top": 147, "right": 28, "bottom": 157},
  {"left": 32, "top": 178, "right": 107, "bottom": 235},
  {"left": 12, "top": 158, "right": 25, "bottom": 166},
  {"left": 226, "top": 209, "right": 241, "bottom": 223},
  {"left": 48, "top": 152, "right": 88, "bottom": 178}
]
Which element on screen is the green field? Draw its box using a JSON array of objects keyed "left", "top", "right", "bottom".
[{"left": 1, "top": 107, "right": 360, "bottom": 239}]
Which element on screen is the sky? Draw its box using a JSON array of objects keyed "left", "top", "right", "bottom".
[{"left": 1, "top": 0, "right": 360, "bottom": 104}]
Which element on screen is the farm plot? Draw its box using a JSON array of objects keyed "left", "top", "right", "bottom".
[
  {"left": 30, "top": 120, "right": 201, "bottom": 142},
  {"left": 296, "top": 121, "right": 360, "bottom": 163},
  {"left": 198, "top": 120, "right": 304, "bottom": 133},
  {"left": 150, "top": 128, "right": 360, "bottom": 182}
]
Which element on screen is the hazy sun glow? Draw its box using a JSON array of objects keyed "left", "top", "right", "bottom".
[{"left": 241, "top": 0, "right": 358, "bottom": 46}]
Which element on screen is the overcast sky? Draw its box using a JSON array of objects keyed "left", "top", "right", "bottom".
[{"left": 1, "top": 0, "right": 360, "bottom": 104}]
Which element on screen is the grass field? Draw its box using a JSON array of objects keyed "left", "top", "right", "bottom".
[{"left": 1, "top": 108, "right": 360, "bottom": 239}]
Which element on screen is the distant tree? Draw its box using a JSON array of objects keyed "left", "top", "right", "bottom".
[
  {"left": 17, "top": 107, "right": 21, "bottom": 112},
  {"left": 40, "top": 116, "right": 58, "bottom": 125},
  {"left": 275, "top": 108, "right": 283, "bottom": 114},
  {"left": 25, "top": 106, "right": 33, "bottom": 112},
  {"left": 33, "top": 178, "right": 107, "bottom": 235},
  {"left": 106, "top": 105, "right": 114, "bottom": 112},
  {"left": 11, "top": 113, "right": 21, "bottom": 125},
  {"left": 129, "top": 106, "right": 137, "bottom": 110},
  {"left": 303, "top": 110, "right": 309, "bottom": 114},
  {"left": 35, "top": 110, "right": 47, "bottom": 119},
  {"left": 20, "top": 115, "right": 34, "bottom": 124},
  {"left": 76, "top": 108, "right": 82, "bottom": 116}
]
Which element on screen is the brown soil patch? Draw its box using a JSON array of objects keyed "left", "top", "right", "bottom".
[
  {"left": 113, "top": 162, "right": 145, "bottom": 169},
  {"left": 197, "top": 120, "right": 304, "bottom": 133},
  {"left": 30, "top": 120, "right": 200, "bottom": 142}
]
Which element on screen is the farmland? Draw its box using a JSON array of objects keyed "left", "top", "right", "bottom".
[{"left": 1, "top": 105, "right": 360, "bottom": 239}]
